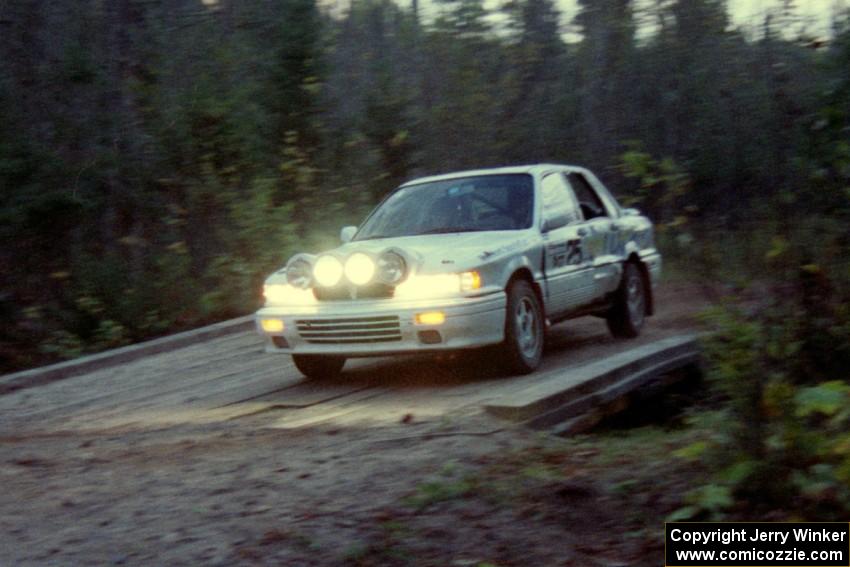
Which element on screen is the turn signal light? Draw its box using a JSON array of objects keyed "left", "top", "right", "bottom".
[
  {"left": 415, "top": 311, "right": 446, "bottom": 325},
  {"left": 460, "top": 271, "right": 481, "bottom": 291},
  {"left": 261, "top": 319, "right": 285, "bottom": 333}
]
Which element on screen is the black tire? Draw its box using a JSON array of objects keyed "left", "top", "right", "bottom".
[
  {"left": 606, "top": 262, "right": 646, "bottom": 338},
  {"left": 502, "top": 279, "right": 544, "bottom": 374},
  {"left": 292, "top": 354, "right": 346, "bottom": 379}
]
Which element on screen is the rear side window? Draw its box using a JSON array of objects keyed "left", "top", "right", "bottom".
[{"left": 568, "top": 172, "right": 609, "bottom": 220}]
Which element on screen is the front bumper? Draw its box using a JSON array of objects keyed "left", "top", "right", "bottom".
[{"left": 255, "top": 292, "right": 506, "bottom": 357}]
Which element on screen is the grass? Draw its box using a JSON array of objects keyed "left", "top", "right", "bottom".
[{"left": 403, "top": 478, "right": 476, "bottom": 510}]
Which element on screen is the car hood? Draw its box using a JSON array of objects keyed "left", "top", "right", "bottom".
[{"left": 332, "top": 231, "right": 532, "bottom": 273}]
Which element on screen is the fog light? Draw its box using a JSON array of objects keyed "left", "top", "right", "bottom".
[
  {"left": 261, "top": 319, "right": 284, "bottom": 333},
  {"left": 415, "top": 311, "right": 446, "bottom": 325},
  {"left": 418, "top": 330, "right": 442, "bottom": 344}
]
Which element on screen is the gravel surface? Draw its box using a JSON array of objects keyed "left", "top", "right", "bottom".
[{"left": 0, "top": 282, "right": 705, "bottom": 566}]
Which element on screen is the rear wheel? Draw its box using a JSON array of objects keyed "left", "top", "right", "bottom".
[
  {"left": 292, "top": 354, "right": 346, "bottom": 379},
  {"left": 606, "top": 262, "right": 646, "bottom": 338},
  {"left": 502, "top": 279, "right": 544, "bottom": 374}
]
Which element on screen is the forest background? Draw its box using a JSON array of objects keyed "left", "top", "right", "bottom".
[{"left": 0, "top": 0, "right": 848, "bottom": 373}]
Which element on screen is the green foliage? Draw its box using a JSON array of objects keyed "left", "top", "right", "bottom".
[
  {"left": 404, "top": 478, "right": 475, "bottom": 510},
  {"left": 795, "top": 381, "right": 850, "bottom": 418},
  {"left": 675, "top": 484, "right": 734, "bottom": 521},
  {"left": 39, "top": 330, "right": 85, "bottom": 361},
  {"left": 672, "top": 440, "right": 709, "bottom": 460},
  {"left": 202, "top": 175, "right": 298, "bottom": 315},
  {"left": 403, "top": 459, "right": 477, "bottom": 509},
  {"left": 682, "top": 266, "right": 850, "bottom": 519},
  {"left": 618, "top": 148, "right": 691, "bottom": 223},
  {"left": 617, "top": 147, "right": 695, "bottom": 271}
]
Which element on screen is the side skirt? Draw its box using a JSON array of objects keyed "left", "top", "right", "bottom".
[{"left": 548, "top": 297, "right": 614, "bottom": 325}]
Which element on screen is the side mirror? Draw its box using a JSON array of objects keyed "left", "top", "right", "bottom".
[
  {"left": 340, "top": 226, "right": 357, "bottom": 243},
  {"left": 621, "top": 207, "right": 641, "bottom": 217}
]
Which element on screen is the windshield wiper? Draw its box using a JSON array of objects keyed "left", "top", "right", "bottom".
[
  {"left": 354, "top": 234, "right": 396, "bottom": 241},
  {"left": 357, "top": 227, "right": 486, "bottom": 240}
]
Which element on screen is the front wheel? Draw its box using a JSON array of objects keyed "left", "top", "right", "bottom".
[
  {"left": 502, "top": 280, "right": 544, "bottom": 374},
  {"left": 292, "top": 354, "right": 346, "bottom": 379},
  {"left": 606, "top": 262, "right": 646, "bottom": 338}
]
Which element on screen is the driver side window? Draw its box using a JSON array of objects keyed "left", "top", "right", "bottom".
[{"left": 568, "top": 172, "right": 609, "bottom": 220}]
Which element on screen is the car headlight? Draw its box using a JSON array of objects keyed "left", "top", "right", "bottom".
[
  {"left": 313, "top": 255, "right": 344, "bottom": 287},
  {"left": 263, "top": 284, "right": 315, "bottom": 305},
  {"left": 377, "top": 251, "right": 407, "bottom": 285},
  {"left": 395, "top": 271, "right": 481, "bottom": 299},
  {"left": 344, "top": 253, "right": 375, "bottom": 285},
  {"left": 285, "top": 258, "right": 313, "bottom": 289}
]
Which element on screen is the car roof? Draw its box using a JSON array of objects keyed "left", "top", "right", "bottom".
[{"left": 399, "top": 164, "right": 587, "bottom": 187}]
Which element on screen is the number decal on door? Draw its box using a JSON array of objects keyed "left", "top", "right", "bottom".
[
  {"left": 565, "top": 239, "right": 583, "bottom": 265},
  {"left": 549, "top": 239, "right": 584, "bottom": 268}
]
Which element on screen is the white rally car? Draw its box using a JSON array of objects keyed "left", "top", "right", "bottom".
[{"left": 256, "top": 164, "right": 661, "bottom": 378}]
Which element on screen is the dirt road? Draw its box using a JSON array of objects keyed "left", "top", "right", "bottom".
[{"left": 0, "top": 283, "right": 704, "bottom": 566}]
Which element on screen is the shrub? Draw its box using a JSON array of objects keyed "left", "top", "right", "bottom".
[{"left": 673, "top": 264, "right": 850, "bottom": 520}]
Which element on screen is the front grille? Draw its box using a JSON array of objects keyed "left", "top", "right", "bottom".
[
  {"left": 296, "top": 316, "right": 402, "bottom": 344},
  {"left": 313, "top": 283, "right": 394, "bottom": 301}
]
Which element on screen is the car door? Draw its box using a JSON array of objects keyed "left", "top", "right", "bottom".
[
  {"left": 567, "top": 172, "right": 622, "bottom": 298},
  {"left": 539, "top": 172, "right": 595, "bottom": 317}
]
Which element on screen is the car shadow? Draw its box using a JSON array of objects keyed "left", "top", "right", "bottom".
[
  {"left": 543, "top": 319, "right": 614, "bottom": 354},
  {"left": 318, "top": 350, "right": 507, "bottom": 389},
  {"left": 312, "top": 318, "right": 614, "bottom": 389}
]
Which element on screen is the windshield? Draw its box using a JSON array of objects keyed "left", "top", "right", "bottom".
[{"left": 354, "top": 174, "right": 534, "bottom": 241}]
